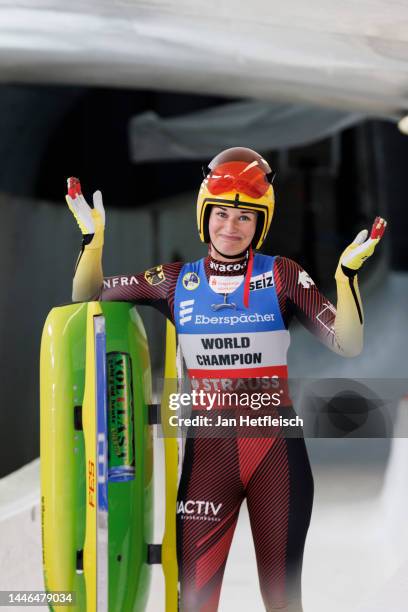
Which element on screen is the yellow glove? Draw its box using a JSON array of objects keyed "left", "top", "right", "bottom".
[
  {"left": 65, "top": 177, "right": 105, "bottom": 249},
  {"left": 335, "top": 216, "right": 387, "bottom": 281}
]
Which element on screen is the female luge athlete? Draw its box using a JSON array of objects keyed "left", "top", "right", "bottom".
[{"left": 66, "top": 147, "right": 386, "bottom": 612}]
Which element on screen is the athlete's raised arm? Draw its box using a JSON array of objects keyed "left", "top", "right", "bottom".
[
  {"left": 67, "top": 177, "right": 183, "bottom": 319},
  {"left": 332, "top": 216, "right": 386, "bottom": 355},
  {"left": 276, "top": 217, "right": 387, "bottom": 357}
]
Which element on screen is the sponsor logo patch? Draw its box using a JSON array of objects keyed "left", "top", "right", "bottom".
[
  {"left": 103, "top": 276, "right": 139, "bottom": 289},
  {"left": 144, "top": 265, "right": 166, "bottom": 286},
  {"left": 177, "top": 499, "right": 222, "bottom": 521},
  {"left": 182, "top": 272, "right": 200, "bottom": 290},
  {"left": 209, "top": 275, "right": 244, "bottom": 294},
  {"left": 209, "top": 260, "right": 246, "bottom": 273},
  {"left": 298, "top": 270, "right": 315, "bottom": 289},
  {"left": 194, "top": 312, "right": 275, "bottom": 326},
  {"left": 249, "top": 271, "right": 274, "bottom": 291},
  {"left": 179, "top": 299, "right": 195, "bottom": 326}
]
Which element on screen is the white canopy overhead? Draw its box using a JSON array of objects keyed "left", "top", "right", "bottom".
[
  {"left": 129, "top": 101, "right": 365, "bottom": 162},
  {"left": 0, "top": 0, "right": 407, "bottom": 118}
]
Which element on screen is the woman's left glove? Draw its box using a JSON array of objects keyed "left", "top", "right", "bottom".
[{"left": 335, "top": 216, "right": 387, "bottom": 280}]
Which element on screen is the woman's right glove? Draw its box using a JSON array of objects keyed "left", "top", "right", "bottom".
[{"left": 65, "top": 177, "right": 105, "bottom": 249}]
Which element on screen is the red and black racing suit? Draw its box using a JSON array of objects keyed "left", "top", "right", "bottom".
[{"left": 98, "top": 254, "right": 336, "bottom": 612}]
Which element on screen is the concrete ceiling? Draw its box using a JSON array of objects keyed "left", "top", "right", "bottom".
[{"left": 1, "top": 1, "right": 408, "bottom": 117}]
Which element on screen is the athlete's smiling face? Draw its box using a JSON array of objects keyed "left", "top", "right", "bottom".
[{"left": 208, "top": 206, "right": 257, "bottom": 260}]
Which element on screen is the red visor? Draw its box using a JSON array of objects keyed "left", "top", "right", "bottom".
[{"left": 207, "top": 161, "right": 270, "bottom": 199}]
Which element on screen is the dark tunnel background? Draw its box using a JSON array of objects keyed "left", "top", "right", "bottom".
[{"left": 0, "top": 82, "right": 407, "bottom": 477}]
